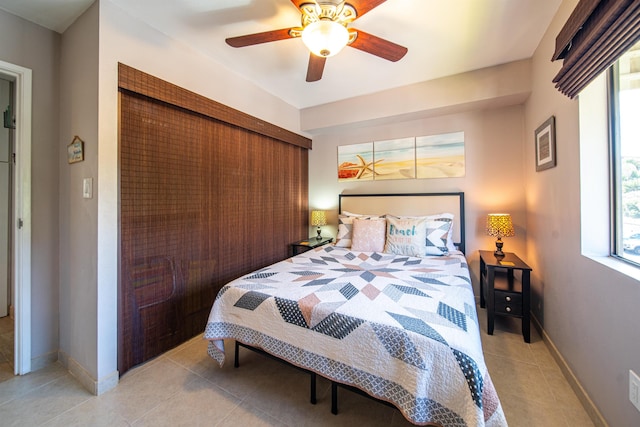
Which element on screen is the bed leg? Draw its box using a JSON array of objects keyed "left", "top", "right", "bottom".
[
  {"left": 331, "top": 381, "right": 338, "bottom": 415},
  {"left": 310, "top": 372, "right": 317, "bottom": 404},
  {"left": 234, "top": 340, "right": 239, "bottom": 368}
]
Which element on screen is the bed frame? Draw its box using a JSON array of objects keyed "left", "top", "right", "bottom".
[{"left": 234, "top": 192, "right": 465, "bottom": 426}]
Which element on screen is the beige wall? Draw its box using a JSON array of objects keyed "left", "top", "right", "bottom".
[
  {"left": 0, "top": 9, "right": 60, "bottom": 365},
  {"left": 58, "top": 1, "right": 103, "bottom": 391},
  {"left": 524, "top": 0, "right": 640, "bottom": 425}
]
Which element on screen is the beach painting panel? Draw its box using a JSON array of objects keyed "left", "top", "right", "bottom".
[
  {"left": 373, "top": 137, "right": 416, "bottom": 180},
  {"left": 416, "top": 132, "right": 465, "bottom": 178},
  {"left": 338, "top": 142, "right": 375, "bottom": 181}
]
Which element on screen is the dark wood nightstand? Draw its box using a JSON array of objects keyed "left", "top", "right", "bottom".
[
  {"left": 479, "top": 250, "right": 532, "bottom": 342},
  {"left": 291, "top": 237, "right": 333, "bottom": 256}
]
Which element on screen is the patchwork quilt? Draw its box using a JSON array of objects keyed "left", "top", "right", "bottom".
[{"left": 204, "top": 245, "right": 507, "bottom": 426}]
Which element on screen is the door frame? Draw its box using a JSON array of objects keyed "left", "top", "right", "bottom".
[{"left": 0, "top": 60, "right": 32, "bottom": 375}]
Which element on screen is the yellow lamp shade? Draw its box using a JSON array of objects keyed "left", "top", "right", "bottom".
[
  {"left": 486, "top": 213, "right": 515, "bottom": 256},
  {"left": 311, "top": 210, "right": 327, "bottom": 240}
]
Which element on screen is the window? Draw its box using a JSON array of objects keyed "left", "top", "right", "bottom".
[{"left": 612, "top": 41, "right": 640, "bottom": 263}]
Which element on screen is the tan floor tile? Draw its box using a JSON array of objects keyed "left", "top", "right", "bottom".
[
  {"left": 0, "top": 362, "right": 67, "bottom": 405},
  {"left": 484, "top": 353, "right": 556, "bottom": 406},
  {"left": 131, "top": 376, "right": 242, "bottom": 426},
  {"left": 216, "top": 401, "right": 286, "bottom": 427},
  {"left": 98, "top": 357, "right": 201, "bottom": 423},
  {"left": 42, "top": 397, "right": 131, "bottom": 427},
  {"left": 500, "top": 391, "right": 569, "bottom": 427},
  {"left": 563, "top": 403, "right": 596, "bottom": 427},
  {"left": 0, "top": 374, "right": 92, "bottom": 427},
  {"left": 541, "top": 367, "right": 584, "bottom": 408},
  {"left": 528, "top": 341, "right": 562, "bottom": 372},
  {"left": 241, "top": 363, "right": 331, "bottom": 425},
  {"left": 194, "top": 342, "right": 291, "bottom": 401}
]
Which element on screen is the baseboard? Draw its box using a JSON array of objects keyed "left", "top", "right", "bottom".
[
  {"left": 531, "top": 314, "right": 608, "bottom": 427},
  {"left": 58, "top": 350, "right": 119, "bottom": 396}
]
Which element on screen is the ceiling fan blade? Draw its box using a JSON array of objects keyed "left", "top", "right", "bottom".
[
  {"left": 306, "top": 54, "right": 327, "bottom": 82},
  {"left": 349, "top": 0, "right": 387, "bottom": 18},
  {"left": 226, "top": 28, "right": 295, "bottom": 48},
  {"left": 348, "top": 29, "right": 407, "bottom": 62}
]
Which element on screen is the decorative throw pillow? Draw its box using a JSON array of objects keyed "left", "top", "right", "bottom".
[
  {"left": 384, "top": 216, "right": 428, "bottom": 257},
  {"left": 351, "top": 217, "right": 386, "bottom": 252},
  {"left": 388, "top": 213, "right": 457, "bottom": 252},
  {"left": 335, "top": 214, "right": 356, "bottom": 247},
  {"left": 425, "top": 213, "right": 456, "bottom": 251},
  {"left": 424, "top": 220, "right": 452, "bottom": 256},
  {"left": 335, "top": 212, "right": 380, "bottom": 248}
]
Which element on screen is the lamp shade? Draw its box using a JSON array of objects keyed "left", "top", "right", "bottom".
[
  {"left": 311, "top": 210, "right": 327, "bottom": 227},
  {"left": 301, "top": 20, "right": 349, "bottom": 58},
  {"left": 486, "top": 214, "right": 515, "bottom": 238}
]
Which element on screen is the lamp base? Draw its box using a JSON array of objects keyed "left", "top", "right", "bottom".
[
  {"left": 316, "top": 228, "right": 322, "bottom": 240},
  {"left": 494, "top": 238, "right": 505, "bottom": 257}
]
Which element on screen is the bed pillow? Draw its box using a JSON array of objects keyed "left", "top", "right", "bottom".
[
  {"left": 351, "top": 217, "right": 386, "bottom": 252},
  {"left": 335, "top": 212, "right": 381, "bottom": 248},
  {"left": 424, "top": 219, "right": 452, "bottom": 256},
  {"left": 388, "top": 213, "right": 457, "bottom": 252},
  {"left": 384, "top": 216, "right": 428, "bottom": 257}
]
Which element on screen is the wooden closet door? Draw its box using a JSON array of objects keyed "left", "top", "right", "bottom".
[{"left": 119, "top": 90, "right": 308, "bottom": 375}]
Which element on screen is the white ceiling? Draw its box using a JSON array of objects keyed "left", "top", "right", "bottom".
[{"left": 0, "top": 0, "right": 562, "bottom": 109}]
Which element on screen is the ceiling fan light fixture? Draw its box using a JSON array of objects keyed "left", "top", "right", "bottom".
[{"left": 301, "top": 20, "right": 349, "bottom": 57}]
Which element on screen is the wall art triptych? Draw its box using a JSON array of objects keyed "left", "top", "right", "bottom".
[{"left": 337, "top": 132, "right": 465, "bottom": 182}]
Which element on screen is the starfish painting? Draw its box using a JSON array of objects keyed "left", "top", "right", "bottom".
[{"left": 338, "top": 154, "right": 384, "bottom": 179}]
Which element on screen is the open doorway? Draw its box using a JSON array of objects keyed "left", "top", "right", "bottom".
[
  {"left": 0, "top": 76, "right": 14, "bottom": 381},
  {"left": 0, "top": 60, "right": 32, "bottom": 377}
]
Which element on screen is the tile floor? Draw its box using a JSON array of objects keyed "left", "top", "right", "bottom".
[{"left": 0, "top": 309, "right": 595, "bottom": 427}]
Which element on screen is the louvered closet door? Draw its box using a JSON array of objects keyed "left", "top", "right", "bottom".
[{"left": 119, "top": 90, "right": 308, "bottom": 375}]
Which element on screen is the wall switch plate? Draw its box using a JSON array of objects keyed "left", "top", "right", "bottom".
[
  {"left": 631, "top": 370, "right": 640, "bottom": 412},
  {"left": 83, "top": 178, "right": 93, "bottom": 199}
]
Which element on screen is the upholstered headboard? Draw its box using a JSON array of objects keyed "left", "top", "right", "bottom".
[{"left": 338, "top": 192, "right": 465, "bottom": 254}]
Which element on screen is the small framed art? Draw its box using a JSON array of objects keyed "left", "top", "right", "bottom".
[
  {"left": 535, "top": 116, "right": 556, "bottom": 172},
  {"left": 67, "top": 135, "right": 84, "bottom": 164}
]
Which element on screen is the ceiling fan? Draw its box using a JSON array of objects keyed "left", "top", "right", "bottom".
[{"left": 225, "top": 0, "right": 408, "bottom": 82}]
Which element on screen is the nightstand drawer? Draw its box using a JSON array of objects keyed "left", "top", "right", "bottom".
[{"left": 494, "top": 290, "right": 522, "bottom": 316}]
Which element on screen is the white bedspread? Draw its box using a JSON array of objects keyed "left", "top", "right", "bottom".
[{"left": 204, "top": 245, "right": 507, "bottom": 426}]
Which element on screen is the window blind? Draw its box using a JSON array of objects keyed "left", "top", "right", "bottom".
[{"left": 552, "top": 0, "right": 640, "bottom": 98}]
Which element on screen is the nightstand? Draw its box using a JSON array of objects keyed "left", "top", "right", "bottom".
[
  {"left": 479, "top": 250, "right": 532, "bottom": 343},
  {"left": 291, "top": 237, "right": 333, "bottom": 256}
]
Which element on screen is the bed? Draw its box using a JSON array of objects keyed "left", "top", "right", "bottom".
[{"left": 204, "top": 192, "right": 507, "bottom": 426}]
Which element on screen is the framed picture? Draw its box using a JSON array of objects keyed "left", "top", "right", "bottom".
[
  {"left": 67, "top": 135, "right": 84, "bottom": 164},
  {"left": 337, "top": 142, "right": 375, "bottom": 181},
  {"left": 535, "top": 116, "right": 556, "bottom": 171}
]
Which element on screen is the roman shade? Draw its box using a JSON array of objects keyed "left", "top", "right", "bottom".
[{"left": 552, "top": 0, "right": 640, "bottom": 98}]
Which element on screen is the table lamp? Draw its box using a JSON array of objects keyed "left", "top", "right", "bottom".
[
  {"left": 310, "top": 210, "right": 327, "bottom": 240},
  {"left": 486, "top": 213, "right": 515, "bottom": 257}
]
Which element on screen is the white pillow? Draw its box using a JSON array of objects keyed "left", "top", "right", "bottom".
[
  {"left": 336, "top": 212, "right": 381, "bottom": 248},
  {"left": 384, "top": 216, "right": 428, "bottom": 257},
  {"left": 424, "top": 220, "right": 452, "bottom": 256},
  {"left": 351, "top": 217, "right": 386, "bottom": 252},
  {"left": 388, "top": 213, "right": 457, "bottom": 251}
]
